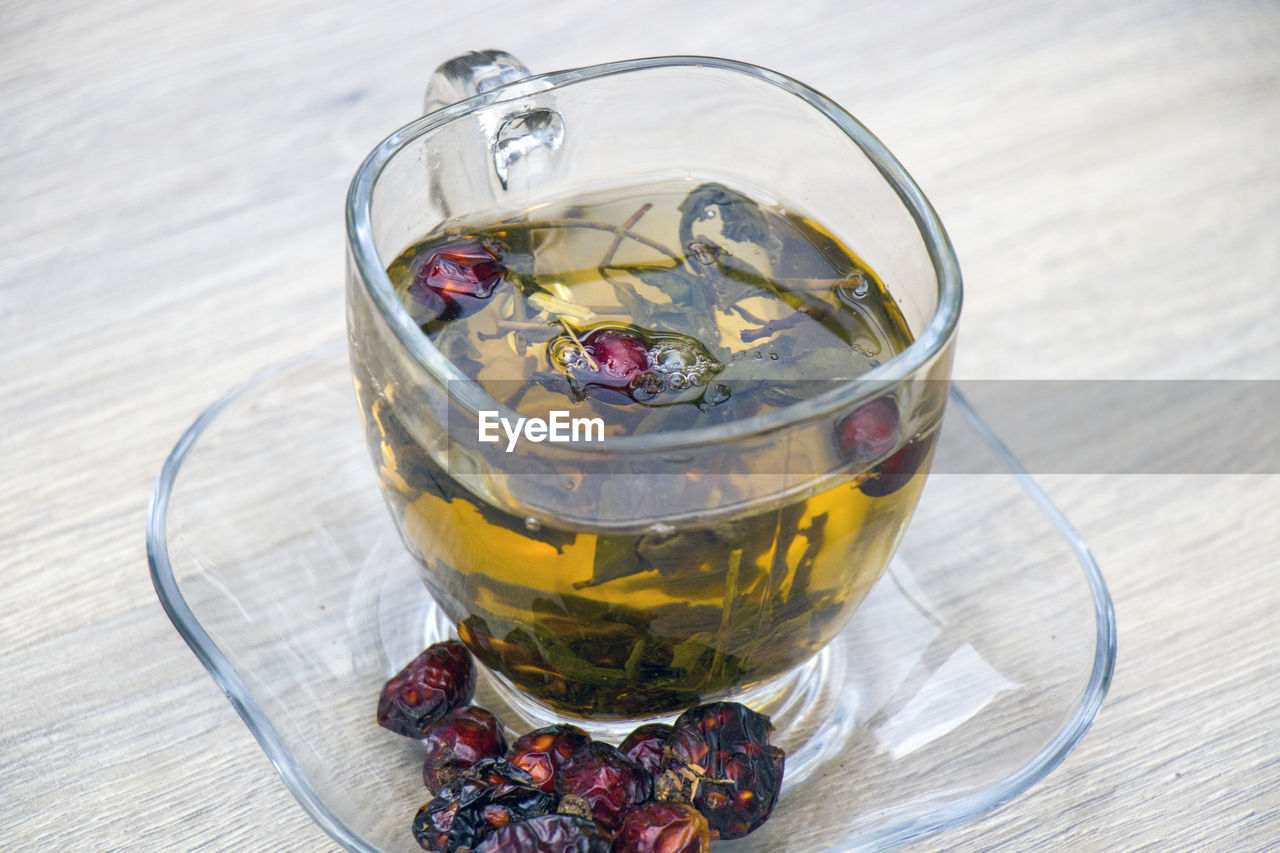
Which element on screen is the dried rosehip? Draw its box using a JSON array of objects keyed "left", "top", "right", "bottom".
[
  {"left": 548, "top": 325, "right": 722, "bottom": 408},
  {"left": 423, "top": 706, "right": 509, "bottom": 790},
  {"left": 554, "top": 741, "right": 652, "bottom": 831},
  {"left": 458, "top": 757, "right": 540, "bottom": 790},
  {"left": 412, "top": 760, "right": 555, "bottom": 852},
  {"left": 836, "top": 397, "right": 899, "bottom": 463},
  {"left": 545, "top": 326, "right": 651, "bottom": 399},
  {"left": 473, "top": 814, "right": 610, "bottom": 853},
  {"left": 583, "top": 328, "right": 649, "bottom": 387},
  {"left": 659, "top": 702, "right": 784, "bottom": 840},
  {"left": 378, "top": 640, "right": 476, "bottom": 737},
  {"left": 506, "top": 724, "right": 592, "bottom": 793},
  {"left": 619, "top": 723, "right": 674, "bottom": 777},
  {"left": 613, "top": 802, "right": 710, "bottom": 853},
  {"left": 409, "top": 238, "right": 506, "bottom": 324},
  {"left": 858, "top": 429, "right": 936, "bottom": 497}
]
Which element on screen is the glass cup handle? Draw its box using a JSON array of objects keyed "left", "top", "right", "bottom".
[
  {"left": 425, "top": 50, "right": 564, "bottom": 193},
  {"left": 424, "top": 50, "right": 533, "bottom": 114}
]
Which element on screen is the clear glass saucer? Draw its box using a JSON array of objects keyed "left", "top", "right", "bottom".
[{"left": 147, "top": 344, "right": 1115, "bottom": 853}]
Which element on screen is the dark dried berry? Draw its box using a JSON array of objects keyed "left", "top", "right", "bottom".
[
  {"left": 554, "top": 741, "right": 652, "bottom": 831},
  {"left": 836, "top": 397, "right": 899, "bottom": 463},
  {"left": 473, "top": 814, "right": 610, "bottom": 853},
  {"left": 423, "top": 706, "right": 509, "bottom": 790},
  {"left": 412, "top": 760, "right": 554, "bottom": 852},
  {"left": 460, "top": 757, "right": 539, "bottom": 789},
  {"left": 506, "top": 724, "right": 592, "bottom": 792},
  {"left": 415, "top": 240, "right": 505, "bottom": 298},
  {"left": 580, "top": 328, "right": 649, "bottom": 390},
  {"left": 858, "top": 429, "right": 936, "bottom": 497},
  {"left": 409, "top": 238, "right": 506, "bottom": 324},
  {"left": 613, "top": 802, "right": 710, "bottom": 853},
  {"left": 619, "top": 723, "right": 674, "bottom": 777},
  {"left": 659, "top": 702, "right": 784, "bottom": 840},
  {"left": 377, "top": 640, "right": 476, "bottom": 737}
]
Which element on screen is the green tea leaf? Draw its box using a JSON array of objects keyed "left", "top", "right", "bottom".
[
  {"left": 529, "top": 622, "right": 628, "bottom": 686},
  {"left": 771, "top": 214, "right": 858, "bottom": 279},
  {"left": 711, "top": 254, "right": 853, "bottom": 346},
  {"left": 575, "top": 535, "right": 645, "bottom": 589},
  {"left": 669, "top": 632, "right": 719, "bottom": 675},
  {"left": 678, "top": 182, "right": 778, "bottom": 249}
]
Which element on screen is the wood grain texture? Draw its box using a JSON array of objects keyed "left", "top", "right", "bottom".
[{"left": 2, "top": 0, "right": 1277, "bottom": 850}]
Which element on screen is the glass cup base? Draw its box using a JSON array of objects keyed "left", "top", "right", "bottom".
[{"left": 422, "top": 583, "right": 873, "bottom": 789}]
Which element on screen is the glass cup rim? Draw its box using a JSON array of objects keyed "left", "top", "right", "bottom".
[{"left": 345, "top": 54, "right": 962, "bottom": 454}]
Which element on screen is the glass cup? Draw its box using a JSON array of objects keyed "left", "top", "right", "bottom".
[{"left": 345, "top": 52, "right": 961, "bottom": 723}]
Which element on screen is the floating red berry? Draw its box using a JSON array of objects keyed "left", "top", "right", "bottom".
[
  {"left": 408, "top": 238, "right": 506, "bottom": 324},
  {"left": 582, "top": 328, "right": 649, "bottom": 389},
  {"left": 858, "top": 429, "right": 936, "bottom": 497},
  {"left": 422, "top": 706, "right": 509, "bottom": 790},
  {"left": 553, "top": 741, "right": 652, "bottom": 831},
  {"left": 612, "top": 802, "right": 711, "bottom": 853},
  {"left": 619, "top": 723, "right": 674, "bottom": 777},
  {"left": 412, "top": 759, "right": 555, "bottom": 853},
  {"left": 472, "top": 814, "right": 610, "bottom": 853},
  {"left": 547, "top": 325, "right": 722, "bottom": 406},
  {"left": 416, "top": 240, "right": 505, "bottom": 298},
  {"left": 658, "top": 702, "right": 785, "bottom": 840},
  {"left": 836, "top": 396, "right": 899, "bottom": 463},
  {"left": 506, "top": 724, "right": 592, "bottom": 793}
]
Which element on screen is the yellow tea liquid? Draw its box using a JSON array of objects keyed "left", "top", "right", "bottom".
[{"left": 354, "top": 181, "right": 937, "bottom": 717}]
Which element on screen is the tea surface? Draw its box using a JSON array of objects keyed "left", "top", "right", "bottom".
[{"left": 387, "top": 181, "right": 911, "bottom": 430}]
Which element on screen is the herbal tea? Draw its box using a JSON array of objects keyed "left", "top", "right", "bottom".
[{"left": 352, "top": 180, "right": 941, "bottom": 717}]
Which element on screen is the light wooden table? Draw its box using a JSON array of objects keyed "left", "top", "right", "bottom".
[{"left": 3, "top": 0, "right": 1277, "bottom": 849}]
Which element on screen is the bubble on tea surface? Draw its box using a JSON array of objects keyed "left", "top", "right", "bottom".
[
  {"left": 645, "top": 521, "right": 676, "bottom": 539},
  {"left": 836, "top": 272, "right": 871, "bottom": 305},
  {"left": 703, "top": 383, "right": 731, "bottom": 406},
  {"left": 657, "top": 347, "right": 691, "bottom": 372}
]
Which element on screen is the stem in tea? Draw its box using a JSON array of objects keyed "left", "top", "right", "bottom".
[
  {"left": 521, "top": 218, "right": 684, "bottom": 266},
  {"left": 600, "top": 202, "right": 653, "bottom": 269},
  {"left": 496, "top": 320, "right": 552, "bottom": 332},
  {"left": 710, "top": 548, "right": 744, "bottom": 686},
  {"left": 739, "top": 311, "right": 813, "bottom": 343},
  {"left": 558, "top": 318, "right": 599, "bottom": 371}
]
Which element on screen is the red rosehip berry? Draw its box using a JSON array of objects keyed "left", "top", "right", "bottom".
[
  {"left": 376, "top": 640, "right": 475, "bottom": 738},
  {"left": 506, "top": 724, "right": 592, "bottom": 793},
  {"left": 658, "top": 702, "right": 784, "bottom": 840},
  {"left": 858, "top": 429, "right": 936, "bottom": 497},
  {"left": 619, "top": 723, "right": 674, "bottom": 777},
  {"left": 412, "top": 759, "right": 555, "bottom": 853},
  {"left": 472, "top": 814, "right": 610, "bottom": 853},
  {"left": 613, "top": 802, "right": 711, "bottom": 853},
  {"left": 408, "top": 238, "right": 506, "bottom": 323},
  {"left": 583, "top": 328, "right": 649, "bottom": 386},
  {"left": 836, "top": 396, "right": 899, "bottom": 463},
  {"left": 417, "top": 241, "right": 505, "bottom": 298},
  {"left": 423, "top": 706, "right": 509, "bottom": 790},
  {"left": 553, "top": 741, "right": 652, "bottom": 831}
]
